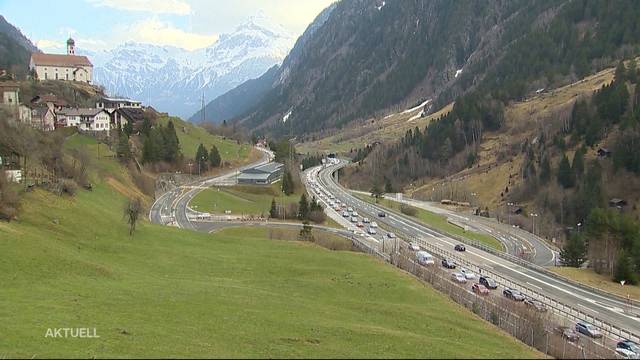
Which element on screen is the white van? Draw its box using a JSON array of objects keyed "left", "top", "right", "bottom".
[{"left": 416, "top": 251, "right": 435, "bottom": 265}]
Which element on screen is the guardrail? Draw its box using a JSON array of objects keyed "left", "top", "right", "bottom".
[{"left": 317, "top": 162, "right": 640, "bottom": 345}]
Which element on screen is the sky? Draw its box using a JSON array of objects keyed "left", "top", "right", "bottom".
[{"left": 0, "top": 0, "right": 335, "bottom": 52}]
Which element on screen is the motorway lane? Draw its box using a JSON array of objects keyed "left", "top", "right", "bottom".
[
  {"left": 149, "top": 146, "right": 273, "bottom": 229},
  {"left": 312, "top": 161, "right": 640, "bottom": 341}
]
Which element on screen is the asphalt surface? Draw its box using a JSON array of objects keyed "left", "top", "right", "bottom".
[{"left": 309, "top": 160, "right": 640, "bottom": 342}]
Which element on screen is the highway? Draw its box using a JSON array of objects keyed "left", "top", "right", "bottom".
[
  {"left": 307, "top": 159, "right": 640, "bottom": 343},
  {"left": 149, "top": 146, "right": 273, "bottom": 230}
]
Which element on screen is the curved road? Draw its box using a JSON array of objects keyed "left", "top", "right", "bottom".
[{"left": 310, "top": 160, "right": 640, "bottom": 343}]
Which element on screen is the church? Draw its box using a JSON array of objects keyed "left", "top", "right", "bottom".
[{"left": 29, "top": 38, "right": 93, "bottom": 83}]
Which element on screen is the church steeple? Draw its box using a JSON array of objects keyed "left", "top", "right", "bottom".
[{"left": 67, "top": 38, "right": 75, "bottom": 55}]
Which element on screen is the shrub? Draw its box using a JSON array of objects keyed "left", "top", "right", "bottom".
[
  {"left": 308, "top": 210, "right": 326, "bottom": 224},
  {"left": 400, "top": 204, "right": 417, "bottom": 216}
]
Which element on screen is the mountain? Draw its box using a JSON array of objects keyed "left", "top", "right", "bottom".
[
  {"left": 190, "top": 2, "right": 337, "bottom": 124},
  {"left": 228, "top": 0, "right": 640, "bottom": 138},
  {"left": 0, "top": 15, "right": 38, "bottom": 78},
  {"left": 84, "top": 12, "right": 294, "bottom": 119}
]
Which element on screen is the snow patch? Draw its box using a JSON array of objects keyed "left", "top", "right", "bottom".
[
  {"left": 282, "top": 109, "right": 293, "bottom": 123},
  {"left": 402, "top": 99, "right": 431, "bottom": 114},
  {"left": 376, "top": 1, "right": 386, "bottom": 10},
  {"left": 408, "top": 110, "right": 425, "bottom": 122},
  {"left": 455, "top": 69, "right": 463, "bottom": 78}
]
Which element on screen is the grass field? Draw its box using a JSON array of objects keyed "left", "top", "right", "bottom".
[
  {"left": 354, "top": 193, "right": 504, "bottom": 251},
  {"left": 0, "top": 135, "right": 540, "bottom": 358},
  {"left": 190, "top": 183, "right": 300, "bottom": 216},
  {"left": 156, "top": 116, "right": 252, "bottom": 164},
  {"left": 550, "top": 267, "right": 640, "bottom": 301}
]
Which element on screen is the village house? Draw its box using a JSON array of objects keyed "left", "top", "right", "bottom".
[
  {"left": 29, "top": 38, "right": 93, "bottom": 83},
  {"left": 56, "top": 108, "right": 110, "bottom": 134},
  {"left": 0, "top": 81, "right": 20, "bottom": 124},
  {"left": 97, "top": 97, "right": 142, "bottom": 113},
  {"left": 113, "top": 107, "right": 145, "bottom": 130},
  {"left": 31, "top": 105, "right": 56, "bottom": 131}
]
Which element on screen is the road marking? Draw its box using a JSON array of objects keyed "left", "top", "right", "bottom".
[
  {"left": 526, "top": 282, "right": 542, "bottom": 290},
  {"left": 579, "top": 303, "right": 599, "bottom": 314}
]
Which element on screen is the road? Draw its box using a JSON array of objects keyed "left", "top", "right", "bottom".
[
  {"left": 308, "top": 160, "right": 640, "bottom": 343},
  {"left": 149, "top": 146, "right": 273, "bottom": 230}
]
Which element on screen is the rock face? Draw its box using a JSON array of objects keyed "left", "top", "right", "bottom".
[{"left": 84, "top": 12, "right": 294, "bottom": 119}]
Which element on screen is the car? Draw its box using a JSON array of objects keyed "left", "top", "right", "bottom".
[
  {"left": 352, "top": 211, "right": 359, "bottom": 217},
  {"left": 524, "top": 298, "right": 547, "bottom": 312},
  {"left": 441, "top": 259, "right": 456, "bottom": 269},
  {"left": 334, "top": 206, "right": 341, "bottom": 211},
  {"left": 478, "top": 276, "right": 498, "bottom": 290},
  {"left": 616, "top": 348, "right": 639, "bottom": 359},
  {"left": 367, "top": 227, "right": 377, "bottom": 235},
  {"left": 351, "top": 216, "right": 359, "bottom": 223},
  {"left": 378, "top": 211, "right": 386, "bottom": 217},
  {"left": 362, "top": 217, "right": 371, "bottom": 223},
  {"left": 575, "top": 322, "right": 603, "bottom": 338},
  {"left": 472, "top": 283, "right": 489, "bottom": 295},
  {"left": 503, "top": 288, "right": 525, "bottom": 301},
  {"left": 409, "top": 242, "right": 420, "bottom": 251},
  {"left": 451, "top": 273, "right": 467, "bottom": 283},
  {"left": 561, "top": 328, "right": 580, "bottom": 342},
  {"left": 347, "top": 207, "right": 354, "bottom": 212},
  {"left": 342, "top": 211, "right": 350, "bottom": 217},
  {"left": 356, "top": 222, "right": 364, "bottom": 228},
  {"left": 416, "top": 251, "right": 434, "bottom": 265},
  {"left": 370, "top": 222, "right": 378, "bottom": 228},
  {"left": 618, "top": 340, "right": 640, "bottom": 357},
  {"left": 386, "top": 232, "right": 396, "bottom": 238},
  {"left": 454, "top": 244, "right": 466, "bottom": 252},
  {"left": 460, "top": 268, "right": 476, "bottom": 280}
]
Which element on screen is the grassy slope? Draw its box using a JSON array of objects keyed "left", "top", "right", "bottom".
[
  {"left": 0, "top": 136, "right": 539, "bottom": 358},
  {"left": 355, "top": 193, "right": 504, "bottom": 251},
  {"left": 191, "top": 183, "right": 299, "bottom": 216},
  {"left": 551, "top": 267, "right": 640, "bottom": 301},
  {"left": 156, "top": 116, "right": 252, "bottom": 164}
]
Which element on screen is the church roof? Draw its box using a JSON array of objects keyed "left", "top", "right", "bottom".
[{"left": 30, "top": 53, "right": 92, "bottom": 67}]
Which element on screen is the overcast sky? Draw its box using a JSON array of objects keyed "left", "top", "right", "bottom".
[{"left": 0, "top": 0, "right": 335, "bottom": 52}]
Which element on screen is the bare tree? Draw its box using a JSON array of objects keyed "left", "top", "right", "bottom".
[{"left": 124, "top": 198, "right": 142, "bottom": 237}]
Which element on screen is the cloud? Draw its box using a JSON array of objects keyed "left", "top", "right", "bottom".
[
  {"left": 36, "top": 39, "right": 65, "bottom": 50},
  {"left": 88, "top": 0, "right": 191, "bottom": 15},
  {"left": 127, "top": 19, "right": 218, "bottom": 50}
]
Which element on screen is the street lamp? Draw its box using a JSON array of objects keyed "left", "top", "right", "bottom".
[
  {"left": 507, "top": 202, "right": 515, "bottom": 225},
  {"left": 188, "top": 162, "right": 193, "bottom": 176},
  {"left": 530, "top": 212, "right": 539, "bottom": 235}
]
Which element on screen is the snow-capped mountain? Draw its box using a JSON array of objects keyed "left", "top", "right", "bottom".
[{"left": 83, "top": 12, "right": 294, "bottom": 119}]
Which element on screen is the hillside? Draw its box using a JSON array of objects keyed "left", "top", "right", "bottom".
[
  {"left": 0, "top": 15, "right": 38, "bottom": 79},
  {"left": 0, "top": 133, "right": 539, "bottom": 358}
]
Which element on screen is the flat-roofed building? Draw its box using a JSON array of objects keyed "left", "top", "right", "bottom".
[{"left": 237, "top": 162, "right": 284, "bottom": 185}]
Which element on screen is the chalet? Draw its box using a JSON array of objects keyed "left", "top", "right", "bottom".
[
  {"left": 113, "top": 107, "right": 145, "bottom": 130},
  {"left": 237, "top": 162, "right": 284, "bottom": 185}
]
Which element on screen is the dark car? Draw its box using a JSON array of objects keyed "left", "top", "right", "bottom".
[
  {"left": 479, "top": 276, "right": 498, "bottom": 290},
  {"left": 524, "top": 298, "right": 547, "bottom": 312},
  {"left": 441, "top": 259, "right": 456, "bottom": 269},
  {"left": 575, "top": 322, "right": 603, "bottom": 338},
  {"left": 503, "top": 288, "right": 525, "bottom": 301},
  {"left": 561, "top": 328, "right": 580, "bottom": 342},
  {"left": 454, "top": 244, "right": 466, "bottom": 252},
  {"left": 378, "top": 211, "right": 386, "bottom": 217},
  {"left": 618, "top": 340, "right": 640, "bottom": 355}
]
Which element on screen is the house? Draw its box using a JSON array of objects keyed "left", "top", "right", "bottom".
[
  {"left": 0, "top": 81, "right": 20, "bottom": 124},
  {"left": 97, "top": 97, "right": 142, "bottom": 113},
  {"left": 58, "top": 108, "right": 110, "bottom": 134},
  {"left": 113, "top": 107, "right": 145, "bottom": 130},
  {"left": 237, "top": 162, "right": 284, "bottom": 185},
  {"left": 31, "top": 94, "right": 68, "bottom": 112},
  {"left": 18, "top": 104, "right": 32, "bottom": 125},
  {"left": 29, "top": 38, "right": 93, "bottom": 83},
  {"left": 609, "top": 198, "right": 627, "bottom": 209},
  {"left": 597, "top": 148, "right": 612, "bottom": 158},
  {"left": 31, "top": 105, "right": 56, "bottom": 131}
]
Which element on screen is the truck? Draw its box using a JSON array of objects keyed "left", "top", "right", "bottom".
[{"left": 416, "top": 251, "right": 435, "bottom": 265}]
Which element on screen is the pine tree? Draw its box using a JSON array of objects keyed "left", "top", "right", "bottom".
[
  {"left": 560, "top": 234, "right": 587, "bottom": 267},
  {"left": 572, "top": 147, "right": 585, "bottom": 178},
  {"left": 614, "top": 250, "right": 637, "bottom": 285},
  {"left": 116, "top": 132, "right": 131, "bottom": 162},
  {"left": 298, "top": 193, "right": 309, "bottom": 220},
  {"left": 282, "top": 170, "right": 295, "bottom": 195},
  {"left": 539, "top": 154, "right": 551, "bottom": 184},
  {"left": 195, "top": 143, "right": 209, "bottom": 173},
  {"left": 384, "top": 177, "right": 394, "bottom": 193},
  {"left": 557, "top": 154, "right": 575, "bottom": 188},
  {"left": 209, "top": 145, "right": 221, "bottom": 168},
  {"left": 140, "top": 117, "right": 152, "bottom": 137},
  {"left": 163, "top": 120, "right": 180, "bottom": 162},
  {"left": 269, "top": 198, "right": 278, "bottom": 218}
]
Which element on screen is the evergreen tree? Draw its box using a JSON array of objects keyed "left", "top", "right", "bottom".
[
  {"left": 116, "top": 132, "right": 131, "bottom": 162},
  {"left": 162, "top": 120, "right": 180, "bottom": 162},
  {"left": 310, "top": 196, "right": 322, "bottom": 212},
  {"left": 557, "top": 154, "right": 575, "bottom": 188},
  {"left": 209, "top": 145, "right": 222, "bottom": 168},
  {"left": 123, "top": 121, "right": 133, "bottom": 137},
  {"left": 560, "top": 234, "right": 587, "bottom": 267},
  {"left": 539, "top": 154, "right": 551, "bottom": 184},
  {"left": 195, "top": 143, "right": 209, "bottom": 173},
  {"left": 298, "top": 193, "right": 309, "bottom": 220},
  {"left": 269, "top": 198, "right": 278, "bottom": 218},
  {"left": 140, "top": 117, "right": 152, "bottom": 137},
  {"left": 614, "top": 250, "right": 637, "bottom": 285},
  {"left": 572, "top": 147, "right": 585, "bottom": 178},
  {"left": 370, "top": 183, "right": 385, "bottom": 202},
  {"left": 384, "top": 177, "right": 394, "bottom": 193},
  {"left": 281, "top": 170, "right": 295, "bottom": 196}
]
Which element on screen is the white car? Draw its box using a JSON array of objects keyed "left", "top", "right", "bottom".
[
  {"left": 352, "top": 211, "right": 359, "bottom": 217},
  {"left": 409, "top": 242, "right": 420, "bottom": 251},
  {"left": 347, "top": 207, "right": 354, "bottom": 212},
  {"left": 368, "top": 227, "right": 377, "bottom": 235},
  {"left": 351, "top": 216, "right": 359, "bottom": 223},
  {"left": 451, "top": 273, "right": 467, "bottom": 283},
  {"left": 370, "top": 222, "right": 378, "bottom": 228},
  {"left": 460, "top": 268, "right": 476, "bottom": 280},
  {"left": 342, "top": 211, "right": 350, "bottom": 217},
  {"left": 362, "top": 217, "right": 370, "bottom": 223}
]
